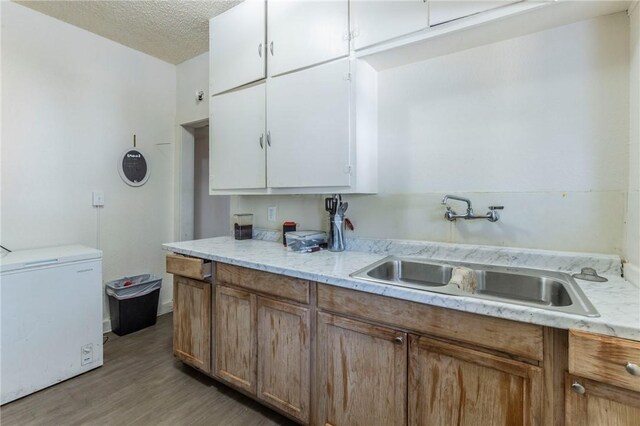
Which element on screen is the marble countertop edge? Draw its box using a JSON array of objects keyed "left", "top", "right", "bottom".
[{"left": 162, "top": 238, "right": 639, "bottom": 342}]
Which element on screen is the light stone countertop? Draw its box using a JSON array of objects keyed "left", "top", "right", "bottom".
[{"left": 163, "top": 236, "right": 640, "bottom": 341}]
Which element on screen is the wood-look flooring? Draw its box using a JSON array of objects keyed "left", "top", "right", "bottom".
[{"left": 1, "top": 314, "right": 295, "bottom": 426}]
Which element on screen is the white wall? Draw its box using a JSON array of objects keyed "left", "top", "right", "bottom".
[
  {"left": 176, "top": 52, "right": 209, "bottom": 126},
  {"left": 625, "top": 2, "right": 640, "bottom": 285},
  {"left": 235, "top": 13, "right": 630, "bottom": 255},
  {"left": 194, "top": 126, "right": 230, "bottom": 238},
  {"left": 175, "top": 51, "right": 232, "bottom": 242},
  {"left": 1, "top": 2, "right": 177, "bottom": 330}
]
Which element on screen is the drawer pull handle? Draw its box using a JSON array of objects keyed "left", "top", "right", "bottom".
[
  {"left": 571, "top": 382, "right": 586, "bottom": 395},
  {"left": 625, "top": 362, "right": 640, "bottom": 376},
  {"left": 394, "top": 336, "right": 404, "bottom": 344}
]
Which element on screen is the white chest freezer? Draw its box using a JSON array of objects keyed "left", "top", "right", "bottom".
[{"left": 1, "top": 245, "right": 103, "bottom": 404}]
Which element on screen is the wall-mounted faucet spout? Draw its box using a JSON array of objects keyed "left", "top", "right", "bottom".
[{"left": 441, "top": 195, "right": 504, "bottom": 222}]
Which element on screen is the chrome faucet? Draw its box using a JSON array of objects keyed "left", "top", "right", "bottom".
[{"left": 441, "top": 195, "right": 504, "bottom": 222}]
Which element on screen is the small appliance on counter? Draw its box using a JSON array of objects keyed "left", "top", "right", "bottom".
[
  {"left": 282, "top": 221, "right": 297, "bottom": 246},
  {"left": 233, "top": 213, "right": 253, "bottom": 240},
  {"left": 285, "top": 231, "right": 327, "bottom": 253}
]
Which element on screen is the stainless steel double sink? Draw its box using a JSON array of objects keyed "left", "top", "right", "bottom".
[{"left": 350, "top": 256, "right": 599, "bottom": 317}]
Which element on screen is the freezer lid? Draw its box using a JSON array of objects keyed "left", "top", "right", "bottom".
[{"left": 0, "top": 245, "right": 102, "bottom": 273}]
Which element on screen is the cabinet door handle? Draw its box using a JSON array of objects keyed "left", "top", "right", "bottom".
[
  {"left": 394, "top": 336, "right": 404, "bottom": 344},
  {"left": 259, "top": 134, "right": 264, "bottom": 149},
  {"left": 625, "top": 362, "right": 640, "bottom": 376},
  {"left": 258, "top": 43, "right": 263, "bottom": 58},
  {"left": 269, "top": 41, "right": 274, "bottom": 55},
  {"left": 571, "top": 382, "right": 586, "bottom": 395},
  {"left": 266, "top": 131, "right": 271, "bottom": 147}
]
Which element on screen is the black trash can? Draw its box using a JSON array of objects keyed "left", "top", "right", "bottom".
[{"left": 105, "top": 274, "right": 162, "bottom": 336}]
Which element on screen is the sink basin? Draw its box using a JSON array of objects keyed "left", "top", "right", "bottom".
[
  {"left": 365, "top": 260, "right": 452, "bottom": 287},
  {"left": 474, "top": 270, "right": 573, "bottom": 307},
  {"left": 351, "top": 256, "right": 599, "bottom": 317}
]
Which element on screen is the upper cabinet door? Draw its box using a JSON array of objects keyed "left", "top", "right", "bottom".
[
  {"left": 210, "top": 0, "right": 266, "bottom": 95},
  {"left": 210, "top": 84, "right": 266, "bottom": 190},
  {"left": 351, "top": 0, "right": 429, "bottom": 51},
  {"left": 429, "top": 1, "right": 517, "bottom": 26},
  {"left": 267, "top": 0, "right": 349, "bottom": 77},
  {"left": 266, "top": 59, "right": 351, "bottom": 189}
]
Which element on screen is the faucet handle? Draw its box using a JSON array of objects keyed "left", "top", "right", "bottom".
[{"left": 489, "top": 206, "right": 504, "bottom": 210}]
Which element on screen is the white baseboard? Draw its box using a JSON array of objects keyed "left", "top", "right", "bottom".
[
  {"left": 624, "top": 262, "right": 640, "bottom": 288},
  {"left": 103, "top": 318, "right": 112, "bottom": 334},
  {"left": 158, "top": 300, "right": 174, "bottom": 316},
  {"left": 102, "top": 300, "right": 173, "bottom": 334}
]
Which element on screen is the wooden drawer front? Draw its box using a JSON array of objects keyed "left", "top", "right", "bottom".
[
  {"left": 318, "top": 284, "right": 543, "bottom": 361},
  {"left": 216, "top": 263, "right": 310, "bottom": 305},
  {"left": 569, "top": 330, "right": 640, "bottom": 392},
  {"left": 166, "top": 254, "right": 211, "bottom": 280}
]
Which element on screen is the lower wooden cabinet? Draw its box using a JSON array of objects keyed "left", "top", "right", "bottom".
[
  {"left": 214, "top": 282, "right": 312, "bottom": 423},
  {"left": 170, "top": 260, "right": 640, "bottom": 426},
  {"left": 214, "top": 285, "right": 257, "bottom": 394},
  {"left": 315, "top": 312, "right": 545, "bottom": 426},
  {"left": 173, "top": 276, "right": 211, "bottom": 374},
  {"left": 408, "top": 335, "right": 543, "bottom": 426},
  {"left": 316, "top": 312, "right": 407, "bottom": 426},
  {"left": 257, "top": 297, "right": 311, "bottom": 423},
  {"left": 566, "top": 374, "right": 640, "bottom": 426}
]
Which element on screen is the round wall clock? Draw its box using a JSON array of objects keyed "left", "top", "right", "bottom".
[{"left": 118, "top": 148, "right": 149, "bottom": 187}]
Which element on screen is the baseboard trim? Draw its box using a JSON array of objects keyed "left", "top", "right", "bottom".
[
  {"left": 158, "top": 300, "right": 174, "bottom": 316},
  {"left": 103, "top": 319, "right": 111, "bottom": 334},
  {"left": 624, "top": 262, "right": 639, "bottom": 288},
  {"left": 102, "top": 301, "right": 173, "bottom": 334}
]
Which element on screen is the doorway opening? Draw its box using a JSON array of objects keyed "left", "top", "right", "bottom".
[{"left": 177, "top": 120, "right": 230, "bottom": 241}]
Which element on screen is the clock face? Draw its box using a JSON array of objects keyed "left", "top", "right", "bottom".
[{"left": 118, "top": 149, "right": 149, "bottom": 186}]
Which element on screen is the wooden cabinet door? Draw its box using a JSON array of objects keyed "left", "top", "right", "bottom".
[
  {"left": 429, "top": 1, "right": 516, "bottom": 26},
  {"left": 566, "top": 374, "right": 640, "bottom": 426},
  {"left": 257, "top": 297, "right": 310, "bottom": 423},
  {"left": 408, "top": 335, "right": 543, "bottom": 426},
  {"left": 173, "top": 276, "right": 212, "bottom": 373},
  {"left": 214, "top": 285, "right": 257, "bottom": 395},
  {"left": 209, "top": 0, "right": 265, "bottom": 95},
  {"left": 350, "top": 0, "right": 429, "bottom": 50},
  {"left": 210, "top": 83, "right": 266, "bottom": 190},
  {"left": 266, "top": 58, "right": 351, "bottom": 189},
  {"left": 316, "top": 312, "right": 407, "bottom": 426},
  {"left": 267, "top": 0, "right": 349, "bottom": 77}
]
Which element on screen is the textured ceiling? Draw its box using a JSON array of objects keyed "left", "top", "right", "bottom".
[{"left": 15, "top": 0, "right": 241, "bottom": 64}]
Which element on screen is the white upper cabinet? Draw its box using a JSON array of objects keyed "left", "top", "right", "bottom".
[
  {"left": 266, "top": 59, "right": 351, "bottom": 188},
  {"left": 429, "top": 1, "right": 517, "bottom": 26},
  {"left": 210, "top": 0, "right": 266, "bottom": 95},
  {"left": 350, "top": 0, "right": 429, "bottom": 51},
  {"left": 210, "top": 84, "right": 266, "bottom": 190},
  {"left": 267, "top": 0, "right": 349, "bottom": 77}
]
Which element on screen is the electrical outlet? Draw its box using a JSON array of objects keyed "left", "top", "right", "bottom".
[
  {"left": 267, "top": 206, "right": 277, "bottom": 222},
  {"left": 81, "top": 344, "right": 93, "bottom": 366},
  {"left": 92, "top": 191, "right": 104, "bottom": 207}
]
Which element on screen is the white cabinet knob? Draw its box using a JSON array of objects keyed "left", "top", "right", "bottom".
[
  {"left": 571, "top": 382, "right": 586, "bottom": 395},
  {"left": 625, "top": 362, "right": 640, "bottom": 376}
]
